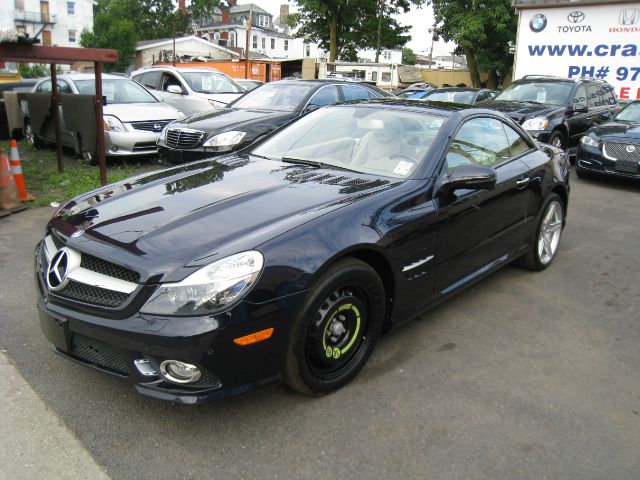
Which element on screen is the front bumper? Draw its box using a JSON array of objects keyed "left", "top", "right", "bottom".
[
  {"left": 105, "top": 129, "right": 162, "bottom": 156},
  {"left": 577, "top": 144, "right": 640, "bottom": 179},
  {"left": 157, "top": 145, "right": 215, "bottom": 163},
  {"left": 35, "top": 244, "right": 305, "bottom": 404}
]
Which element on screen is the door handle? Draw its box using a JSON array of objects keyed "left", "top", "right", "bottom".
[{"left": 516, "top": 177, "right": 530, "bottom": 188}]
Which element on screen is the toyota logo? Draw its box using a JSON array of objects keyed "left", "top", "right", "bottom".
[
  {"left": 567, "top": 11, "right": 585, "bottom": 23},
  {"left": 154, "top": 123, "right": 162, "bottom": 131},
  {"left": 626, "top": 145, "right": 636, "bottom": 153},
  {"left": 46, "top": 248, "right": 81, "bottom": 292},
  {"left": 529, "top": 14, "right": 547, "bottom": 33}
]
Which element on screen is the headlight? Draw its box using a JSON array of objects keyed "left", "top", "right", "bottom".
[
  {"left": 140, "top": 251, "right": 264, "bottom": 316},
  {"left": 202, "top": 131, "right": 246, "bottom": 152},
  {"left": 103, "top": 115, "right": 126, "bottom": 132},
  {"left": 521, "top": 117, "right": 549, "bottom": 130},
  {"left": 580, "top": 134, "right": 599, "bottom": 148}
]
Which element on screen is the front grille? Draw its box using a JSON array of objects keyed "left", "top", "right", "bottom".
[
  {"left": 80, "top": 253, "right": 139, "bottom": 283},
  {"left": 132, "top": 141, "right": 158, "bottom": 152},
  {"left": 70, "top": 333, "right": 129, "bottom": 375},
  {"left": 130, "top": 119, "right": 173, "bottom": 132},
  {"left": 165, "top": 128, "right": 205, "bottom": 149},
  {"left": 58, "top": 280, "right": 129, "bottom": 307},
  {"left": 50, "top": 230, "right": 66, "bottom": 249},
  {"left": 603, "top": 142, "right": 640, "bottom": 162}
]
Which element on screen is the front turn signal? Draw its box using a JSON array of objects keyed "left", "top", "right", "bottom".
[{"left": 234, "top": 328, "right": 274, "bottom": 346}]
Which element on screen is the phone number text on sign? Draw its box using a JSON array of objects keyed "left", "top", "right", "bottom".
[{"left": 568, "top": 65, "right": 640, "bottom": 99}]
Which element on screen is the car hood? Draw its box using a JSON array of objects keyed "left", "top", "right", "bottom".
[
  {"left": 480, "top": 100, "right": 561, "bottom": 122},
  {"left": 104, "top": 102, "right": 182, "bottom": 121},
  {"left": 589, "top": 121, "right": 640, "bottom": 141},
  {"left": 173, "top": 108, "right": 293, "bottom": 134},
  {"left": 50, "top": 156, "right": 396, "bottom": 280}
]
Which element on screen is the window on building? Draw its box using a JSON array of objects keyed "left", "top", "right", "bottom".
[
  {"left": 305, "top": 45, "right": 311, "bottom": 57},
  {"left": 371, "top": 71, "right": 378, "bottom": 82},
  {"left": 258, "top": 14, "right": 269, "bottom": 27},
  {"left": 262, "top": 37, "right": 266, "bottom": 49},
  {"left": 381, "top": 72, "right": 391, "bottom": 82},
  {"left": 383, "top": 51, "right": 391, "bottom": 60},
  {"left": 67, "top": 1, "right": 75, "bottom": 15},
  {"left": 229, "top": 32, "right": 236, "bottom": 46},
  {"left": 284, "top": 40, "right": 288, "bottom": 51},
  {"left": 271, "top": 38, "right": 275, "bottom": 49},
  {"left": 15, "top": 0, "right": 25, "bottom": 10},
  {"left": 252, "top": 35, "right": 258, "bottom": 49},
  {"left": 68, "top": 29, "right": 77, "bottom": 43}
]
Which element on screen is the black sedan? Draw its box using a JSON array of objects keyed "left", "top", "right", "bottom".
[
  {"left": 577, "top": 100, "right": 640, "bottom": 180},
  {"left": 35, "top": 100, "right": 570, "bottom": 403},
  {"left": 406, "top": 87, "right": 497, "bottom": 104},
  {"left": 157, "top": 79, "right": 390, "bottom": 163}
]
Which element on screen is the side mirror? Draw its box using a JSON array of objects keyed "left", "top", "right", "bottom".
[
  {"left": 167, "top": 85, "right": 183, "bottom": 95},
  {"left": 438, "top": 164, "right": 497, "bottom": 195},
  {"left": 573, "top": 104, "right": 588, "bottom": 113}
]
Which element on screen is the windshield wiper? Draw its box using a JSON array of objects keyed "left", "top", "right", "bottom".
[{"left": 281, "top": 157, "right": 358, "bottom": 173}]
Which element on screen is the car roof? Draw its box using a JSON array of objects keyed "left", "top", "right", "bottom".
[
  {"left": 334, "top": 97, "right": 476, "bottom": 114},
  {"left": 41, "top": 73, "right": 130, "bottom": 81},
  {"left": 426, "top": 87, "right": 483, "bottom": 93},
  {"left": 516, "top": 75, "right": 607, "bottom": 85},
  {"left": 133, "top": 66, "right": 221, "bottom": 73}
]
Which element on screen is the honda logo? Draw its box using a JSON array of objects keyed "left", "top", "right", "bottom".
[{"left": 620, "top": 8, "right": 639, "bottom": 25}]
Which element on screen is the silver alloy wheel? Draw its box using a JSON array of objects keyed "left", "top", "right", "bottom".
[
  {"left": 25, "top": 123, "right": 34, "bottom": 146},
  {"left": 551, "top": 135, "right": 563, "bottom": 148},
  {"left": 538, "top": 200, "right": 563, "bottom": 265}
]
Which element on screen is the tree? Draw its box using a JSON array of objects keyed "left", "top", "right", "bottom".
[
  {"left": 288, "top": 0, "right": 421, "bottom": 62},
  {"left": 429, "top": 0, "right": 516, "bottom": 87},
  {"left": 402, "top": 47, "right": 417, "bottom": 65}
]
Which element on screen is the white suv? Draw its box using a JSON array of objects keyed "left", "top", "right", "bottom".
[{"left": 131, "top": 66, "right": 245, "bottom": 115}]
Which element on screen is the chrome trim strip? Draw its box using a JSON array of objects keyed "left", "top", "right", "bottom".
[
  {"left": 43, "top": 235, "right": 58, "bottom": 263},
  {"left": 402, "top": 255, "right": 434, "bottom": 272},
  {"left": 602, "top": 142, "right": 618, "bottom": 161},
  {"left": 67, "top": 267, "right": 137, "bottom": 294}
]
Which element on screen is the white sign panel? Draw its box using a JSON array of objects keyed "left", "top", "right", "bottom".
[{"left": 515, "top": 3, "right": 640, "bottom": 100}]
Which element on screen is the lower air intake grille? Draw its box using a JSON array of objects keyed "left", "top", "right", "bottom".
[
  {"left": 70, "top": 333, "right": 129, "bottom": 375},
  {"left": 58, "top": 280, "right": 129, "bottom": 307}
]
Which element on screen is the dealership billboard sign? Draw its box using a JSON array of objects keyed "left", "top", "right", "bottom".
[{"left": 515, "top": 3, "right": 640, "bottom": 99}]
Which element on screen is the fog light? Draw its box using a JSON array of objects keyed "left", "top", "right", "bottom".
[
  {"left": 159, "top": 360, "right": 201, "bottom": 384},
  {"left": 110, "top": 145, "right": 118, "bottom": 152}
]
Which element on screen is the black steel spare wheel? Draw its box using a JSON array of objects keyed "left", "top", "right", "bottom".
[{"left": 284, "top": 258, "right": 385, "bottom": 395}]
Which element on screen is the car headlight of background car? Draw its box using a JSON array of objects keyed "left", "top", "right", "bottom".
[
  {"left": 202, "top": 131, "right": 247, "bottom": 152},
  {"left": 580, "top": 134, "right": 599, "bottom": 148},
  {"left": 521, "top": 117, "right": 549, "bottom": 130},
  {"left": 103, "top": 115, "right": 126, "bottom": 132},
  {"left": 140, "top": 251, "right": 263, "bottom": 316}
]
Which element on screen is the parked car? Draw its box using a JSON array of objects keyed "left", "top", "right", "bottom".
[
  {"left": 157, "top": 79, "right": 391, "bottom": 163},
  {"left": 0, "top": 79, "right": 39, "bottom": 140},
  {"left": 481, "top": 75, "right": 619, "bottom": 150},
  {"left": 131, "top": 66, "right": 245, "bottom": 115},
  {"left": 236, "top": 79, "right": 264, "bottom": 92},
  {"left": 407, "top": 87, "right": 497, "bottom": 104},
  {"left": 27, "top": 74, "right": 183, "bottom": 162},
  {"left": 35, "top": 99, "right": 569, "bottom": 403},
  {"left": 577, "top": 100, "right": 640, "bottom": 180}
]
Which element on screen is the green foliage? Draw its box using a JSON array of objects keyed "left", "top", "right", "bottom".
[
  {"left": 429, "top": 0, "right": 516, "bottom": 87},
  {"left": 402, "top": 47, "right": 417, "bottom": 65},
  {"left": 288, "top": 0, "right": 420, "bottom": 62},
  {"left": 81, "top": 0, "right": 220, "bottom": 72},
  {"left": 18, "top": 64, "right": 48, "bottom": 78}
]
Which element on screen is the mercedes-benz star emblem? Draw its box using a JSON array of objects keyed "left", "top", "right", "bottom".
[
  {"left": 529, "top": 14, "right": 547, "bottom": 33},
  {"left": 567, "top": 11, "right": 585, "bottom": 23},
  {"left": 47, "top": 249, "right": 71, "bottom": 291},
  {"left": 154, "top": 123, "right": 162, "bottom": 131},
  {"left": 626, "top": 145, "right": 636, "bottom": 153}
]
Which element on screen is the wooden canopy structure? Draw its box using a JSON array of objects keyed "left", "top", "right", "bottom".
[{"left": 0, "top": 43, "right": 117, "bottom": 185}]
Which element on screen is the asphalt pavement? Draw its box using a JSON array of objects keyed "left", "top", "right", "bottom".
[{"left": 0, "top": 170, "right": 639, "bottom": 480}]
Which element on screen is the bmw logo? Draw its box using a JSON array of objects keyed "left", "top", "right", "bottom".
[
  {"left": 530, "top": 14, "right": 547, "bottom": 33},
  {"left": 567, "top": 11, "right": 585, "bottom": 23}
]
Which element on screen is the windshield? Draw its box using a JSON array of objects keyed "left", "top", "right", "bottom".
[
  {"left": 75, "top": 79, "right": 158, "bottom": 104},
  {"left": 231, "top": 83, "right": 313, "bottom": 111},
  {"left": 495, "top": 82, "right": 573, "bottom": 106},
  {"left": 252, "top": 105, "right": 446, "bottom": 179},
  {"left": 423, "top": 90, "right": 475, "bottom": 104},
  {"left": 615, "top": 102, "right": 640, "bottom": 122},
  {"left": 180, "top": 71, "right": 243, "bottom": 94}
]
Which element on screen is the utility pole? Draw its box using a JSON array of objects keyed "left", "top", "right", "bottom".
[
  {"left": 375, "top": 0, "right": 384, "bottom": 63},
  {"left": 245, "top": 5, "right": 252, "bottom": 78},
  {"left": 428, "top": 27, "right": 435, "bottom": 69}
]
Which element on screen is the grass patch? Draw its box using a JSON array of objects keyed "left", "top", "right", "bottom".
[{"left": 0, "top": 140, "right": 160, "bottom": 207}]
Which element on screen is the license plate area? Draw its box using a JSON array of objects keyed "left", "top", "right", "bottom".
[
  {"left": 615, "top": 159, "right": 639, "bottom": 173},
  {"left": 38, "top": 307, "right": 71, "bottom": 351}
]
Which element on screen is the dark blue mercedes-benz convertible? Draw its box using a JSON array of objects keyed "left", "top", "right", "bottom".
[{"left": 35, "top": 99, "right": 570, "bottom": 403}]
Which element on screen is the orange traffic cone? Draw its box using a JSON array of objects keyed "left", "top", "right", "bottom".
[
  {"left": 0, "top": 149, "right": 21, "bottom": 210},
  {"left": 9, "top": 139, "right": 35, "bottom": 202}
]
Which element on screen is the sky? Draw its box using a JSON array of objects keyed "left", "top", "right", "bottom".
[{"left": 232, "top": 0, "right": 457, "bottom": 57}]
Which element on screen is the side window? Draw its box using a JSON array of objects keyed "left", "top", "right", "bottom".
[
  {"left": 475, "top": 91, "right": 491, "bottom": 102},
  {"left": 445, "top": 117, "right": 511, "bottom": 171},
  {"left": 58, "top": 80, "right": 72, "bottom": 94},
  {"left": 36, "top": 80, "right": 52, "bottom": 93},
  {"left": 161, "top": 73, "right": 182, "bottom": 92},
  {"left": 502, "top": 122, "right": 530, "bottom": 157},
  {"left": 573, "top": 85, "right": 587, "bottom": 110},
  {"left": 340, "top": 84, "right": 371, "bottom": 101},
  {"left": 308, "top": 85, "right": 339, "bottom": 106},
  {"left": 586, "top": 84, "right": 600, "bottom": 109},
  {"left": 139, "top": 71, "right": 161, "bottom": 90}
]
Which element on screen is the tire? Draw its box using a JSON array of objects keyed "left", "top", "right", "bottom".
[
  {"left": 548, "top": 130, "right": 566, "bottom": 150},
  {"left": 284, "top": 258, "right": 386, "bottom": 395},
  {"left": 24, "top": 121, "right": 44, "bottom": 149},
  {"left": 82, "top": 150, "right": 98, "bottom": 166},
  {"left": 519, "top": 193, "right": 565, "bottom": 271}
]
